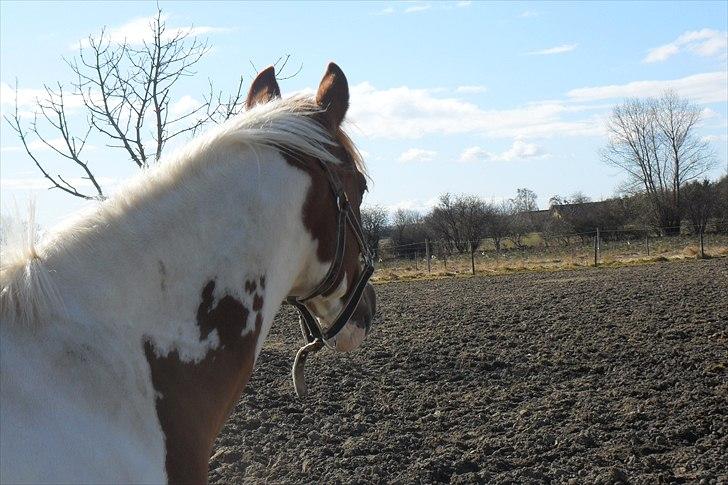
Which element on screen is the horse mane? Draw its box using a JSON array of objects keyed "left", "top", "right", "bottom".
[
  {"left": 0, "top": 95, "right": 366, "bottom": 327},
  {"left": 0, "top": 203, "right": 65, "bottom": 326}
]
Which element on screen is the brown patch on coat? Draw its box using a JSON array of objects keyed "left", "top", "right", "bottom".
[{"left": 144, "top": 280, "right": 264, "bottom": 484}]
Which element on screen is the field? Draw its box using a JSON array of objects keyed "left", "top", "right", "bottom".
[{"left": 210, "top": 258, "right": 727, "bottom": 484}]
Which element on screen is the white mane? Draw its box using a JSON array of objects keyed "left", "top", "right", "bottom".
[{"left": 0, "top": 96, "right": 362, "bottom": 327}]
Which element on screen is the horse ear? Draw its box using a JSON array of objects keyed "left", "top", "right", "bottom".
[
  {"left": 246, "top": 66, "right": 281, "bottom": 109},
  {"left": 315, "top": 62, "right": 349, "bottom": 130}
]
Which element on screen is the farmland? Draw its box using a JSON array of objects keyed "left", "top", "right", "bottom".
[{"left": 210, "top": 258, "right": 727, "bottom": 484}]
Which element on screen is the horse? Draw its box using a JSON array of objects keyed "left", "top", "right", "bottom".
[{"left": 0, "top": 62, "right": 376, "bottom": 484}]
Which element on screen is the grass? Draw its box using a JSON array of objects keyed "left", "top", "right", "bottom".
[{"left": 371, "top": 234, "right": 728, "bottom": 283}]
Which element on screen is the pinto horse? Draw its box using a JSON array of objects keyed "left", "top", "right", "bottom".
[{"left": 0, "top": 63, "right": 376, "bottom": 484}]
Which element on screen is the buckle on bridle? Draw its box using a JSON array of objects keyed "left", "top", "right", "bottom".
[{"left": 336, "top": 191, "right": 349, "bottom": 211}]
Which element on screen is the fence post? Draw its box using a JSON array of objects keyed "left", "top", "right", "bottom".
[
  {"left": 645, "top": 231, "right": 650, "bottom": 256},
  {"left": 469, "top": 241, "right": 475, "bottom": 275},
  {"left": 699, "top": 228, "right": 705, "bottom": 259},
  {"left": 425, "top": 239, "right": 431, "bottom": 273},
  {"left": 593, "top": 228, "right": 599, "bottom": 267}
]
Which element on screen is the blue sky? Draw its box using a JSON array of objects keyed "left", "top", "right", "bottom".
[{"left": 1, "top": 1, "right": 727, "bottom": 227}]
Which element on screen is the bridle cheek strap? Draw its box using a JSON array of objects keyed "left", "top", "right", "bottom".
[{"left": 286, "top": 162, "right": 374, "bottom": 397}]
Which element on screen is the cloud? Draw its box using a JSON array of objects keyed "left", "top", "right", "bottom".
[
  {"left": 519, "top": 10, "right": 539, "bottom": 18},
  {"left": 169, "top": 95, "right": 201, "bottom": 116},
  {"left": 644, "top": 29, "right": 727, "bottom": 63},
  {"left": 22, "top": 137, "right": 96, "bottom": 153},
  {"left": 404, "top": 4, "right": 431, "bottom": 13},
  {"left": 456, "top": 1, "right": 472, "bottom": 7},
  {"left": 384, "top": 197, "right": 439, "bottom": 214},
  {"left": 701, "top": 134, "right": 728, "bottom": 143},
  {"left": 1, "top": 176, "right": 116, "bottom": 191},
  {"left": 459, "top": 140, "right": 548, "bottom": 162},
  {"left": 567, "top": 71, "right": 728, "bottom": 104},
  {"left": 347, "top": 81, "right": 603, "bottom": 140},
  {"left": 527, "top": 43, "right": 578, "bottom": 55},
  {"left": 398, "top": 148, "right": 437, "bottom": 163},
  {"left": 0, "top": 82, "right": 89, "bottom": 118},
  {"left": 71, "top": 14, "right": 230, "bottom": 49},
  {"left": 375, "top": 6, "right": 395, "bottom": 15},
  {"left": 455, "top": 85, "right": 488, "bottom": 94}
]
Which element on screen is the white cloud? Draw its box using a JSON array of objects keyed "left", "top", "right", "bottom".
[
  {"left": 455, "top": 85, "right": 488, "bottom": 94},
  {"left": 456, "top": 1, "right": 472, "bottom": 7},
  {"left": 459, "top": 140, "right": 548, "bottom": 162},
  {"left": 347, "top": 81, "right": 602, "bottom": 140},
  {"left": 459, "top": 146, "right": 490, "bottom": 162},
  {"left": 0, "top": 82, "right": 88, "bottom": 118},
  {"left": 19, "top": 137, "right": 96, "bottom": 153},
  {"left": 1, "top": 176, "right": 116, "bottom": 191},
  {"left": 701, "top": 134, "right": 728, "bottom": 143},
  {"left": 527, "top": 43, "right": 578, "bottom": 55},
  {"left": 404, "top": 4, "right": 431, "bottom": 13},
  {"left": 567, "top": 71, "right": 728, "bottom": 104},
  {"left": 384, "top": 197, "right": 439, "bottom": 214},
  {"left": 376, "top": 6, "right": 395, "bottom": 15},
  {"left": 519, "top": 10, "right": 539, "bottom": 18},
  {"left": 398, "top": 148, "right": 437, "bottom": 163},
  {"left": 644, "top": 29, "right": 727, "bottom": 63},
  {"left": 169, "top": 95, "right": 201, "bottom": 116},
  {"left": 71, "top": 14, "right": 230, "bottom": 49}
]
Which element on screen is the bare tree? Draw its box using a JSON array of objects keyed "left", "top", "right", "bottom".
[
  {"left": 390, "top": 209, "right": 427, "bottom": 258},
  {"left": 360, "top": 206, "right": 389, "bottom": 259},
  {"left": 5, "top": 8, "right": 298, "bottom": 200},
  {"left": 602, "top": 90, "right": 715, "bottom": 234},
  {"left": 506, "top": 188, "right": 539, "bottom": 249},
  {"left": 682, "top": 180, "right": 717, "bottom": 235},
  {"left": 427, "top": 193, "right": 467, "bottom": 253},
  {"left": 488, "top": 201, "right": 511, "bottom": 253}
]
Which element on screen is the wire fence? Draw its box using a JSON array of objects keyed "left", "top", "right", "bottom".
[{"left": 373, "top": 227, "right": 728, "bottom": 278}]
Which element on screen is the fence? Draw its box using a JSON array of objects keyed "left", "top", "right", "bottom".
[{"left": 373, "top": 227, "right": 728, "bottom": 279}]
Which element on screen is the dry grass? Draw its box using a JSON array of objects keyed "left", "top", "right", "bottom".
[{"left": 372, "top": 234, "right": 728, "bottom": 283}]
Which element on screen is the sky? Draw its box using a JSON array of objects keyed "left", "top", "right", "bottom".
[{"left": 1, "top": 1, "right": 727, "bottom": 228}]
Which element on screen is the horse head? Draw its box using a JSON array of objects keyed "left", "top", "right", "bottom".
[{"left": 246, "top": 64, "right": 377, "bottom": 358}]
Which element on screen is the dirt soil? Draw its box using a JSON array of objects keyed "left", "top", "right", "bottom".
[{"left": 209, "top": 259, "right": 728, "bottom": 484}]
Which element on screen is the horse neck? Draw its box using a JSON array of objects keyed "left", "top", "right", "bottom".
[
  {"left": 37, "top": 146, "right": 325, "bottom": 481},
  {"left": 47, "top": 147, "right": 316, "bottom": 337}
]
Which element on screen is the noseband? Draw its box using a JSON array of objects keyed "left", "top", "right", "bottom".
[{"left": 286, "top": 161, "right": 374, "bottom": 396}]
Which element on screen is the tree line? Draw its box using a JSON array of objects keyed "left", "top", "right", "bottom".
[{"left": 362, "top": 175, "right": 728, "bottom": 260}]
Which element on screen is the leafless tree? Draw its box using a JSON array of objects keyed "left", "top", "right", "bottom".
[
  {"left": 390, "top": 208, "right": 427, "bottom": 257},
  {"left": 505, "top": 188, "right": 539, "bottom": 249},
  {"left": 682, "top": 180, "right": 717, "bottom": 235},
  {"left": 715, "top": 175, "right": 728, "bottom": 233},
  {"left": 488, "top": 201, "right": 512, "bottom": 253},
  {"left": 361, "top": 205, "right": 389, "bottom": 258},
  {"left": 603, "top": 90, "right": 715, "bottom": 234},
  {"left": 426, "top": 193, "right": 467, "bottom": 253},
  {"left": 5, "top": 8, "right": 298, "bottom": 200}
]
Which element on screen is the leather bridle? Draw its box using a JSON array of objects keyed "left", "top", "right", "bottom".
[{"left": 286, "top": 160, "right": 374, "bottom": 397}]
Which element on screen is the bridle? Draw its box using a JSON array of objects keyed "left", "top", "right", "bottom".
[{"left": 286, "top": 159, "right": 375, "bottom": 396}]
